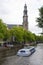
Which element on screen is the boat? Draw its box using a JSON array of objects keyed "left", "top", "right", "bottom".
[{"left": 17, "top": 46, "right": 35, "bottom": 56}]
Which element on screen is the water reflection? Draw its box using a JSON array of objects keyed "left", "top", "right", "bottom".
[
  {"left": 0, "top": 47, "right": 17, "bottom": 65},
  {"left": 0, "top": 44, "right": 43, "bottom": 65},
  {"left": 0, "top": 51, "right": 6, "bottom": 65}
]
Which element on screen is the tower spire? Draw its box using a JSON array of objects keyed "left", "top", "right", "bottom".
[
  {"left": 24, "top": 3, "right": 27, "bottom": 16},
  {"left": 23, "top": 4, "right": 28, "bottom": 30}
]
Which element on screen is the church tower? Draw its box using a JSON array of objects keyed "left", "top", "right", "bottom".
[{"left": 23, "top": 4, "right": 28, "bottom": 30}]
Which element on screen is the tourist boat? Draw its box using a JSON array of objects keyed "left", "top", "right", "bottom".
[{"left": 17, "top": 46, "right": 35, "bottom": 56}]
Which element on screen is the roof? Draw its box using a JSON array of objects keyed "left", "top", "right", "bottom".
[{"left": 7, "top": 24, "right": 23, "bottom": 29}]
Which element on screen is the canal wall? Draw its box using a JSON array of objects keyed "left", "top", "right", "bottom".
[
  {"left": 0, "top": 45, "right": 24, "bottom": 64},
  {"left": 0, "top": 45, "right": 23, "bottom": 56}
]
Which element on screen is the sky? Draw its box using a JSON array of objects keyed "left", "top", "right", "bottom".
[{"left": 0, "top": 0, "right": 43, "bottom": 35}]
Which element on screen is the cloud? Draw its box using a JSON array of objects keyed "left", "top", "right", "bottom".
[
  {"left": 0, "top": 0, "right": 10, "bottom": 15},
  {"left": 0, "top": 0, "right": 43, "bottom": 34}
]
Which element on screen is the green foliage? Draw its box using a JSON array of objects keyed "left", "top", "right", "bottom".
[
  {"left": 0, "top": 33, "right": 4, "bottom": 39},
  {"left": 3, "top": 29, "right": 11, "bottom": 41},
  {"left": 10, "top": 26, "right": 36, "bottom": 44},
  {"left": 10, "top": 26, "right": 24, "bottom": 42},
  {"left": 36, "top": 6, "right": 43, "bottom": 34},
  {"left": 0, "top": 19, "right": 6, "bottom": 40},
  {"left": 35, "top": 35, "right": 43, "bottom": 43},
  {"left": 0, "top": 19, "right": 36, "bottom": 44},
  {"left": 23, "top": 30, "right": 35, "bottom": 42},
  {"left": 0, "top": 19, "right": 10, "bottom": 41},
  {"left": 37, "top": 36, "right": 43, "bottom": 41}
]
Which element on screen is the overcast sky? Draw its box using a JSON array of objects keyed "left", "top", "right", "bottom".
[{"left": 0, "top": 0, "right": 43, "bottom": 35}]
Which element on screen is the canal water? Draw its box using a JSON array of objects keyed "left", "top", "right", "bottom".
[{"left": 0, "top": 44, "right": 43, "bottom": 65}]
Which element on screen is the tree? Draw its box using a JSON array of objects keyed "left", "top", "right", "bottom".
[
  {"left": 36, "top": 6, "right": 43, "bottom": 35},
  {"left": 10, "top": 26, "right": 24, "bottom": 43},
  {"left": 23, "top": 30, "right": 35, "bottom": 43},
  {"left": 35, "top": 35, "right": 43, "bottom": 43},
  {"left": 0, "top": 19, "right": 10, "bottom": 41},
  {"left": 10, "top": 26, "right": 36, "bottom": 44}
]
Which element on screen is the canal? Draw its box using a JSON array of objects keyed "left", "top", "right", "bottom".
[{"left": 1, "top": 44, "right": 43, "bottom": 65}]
